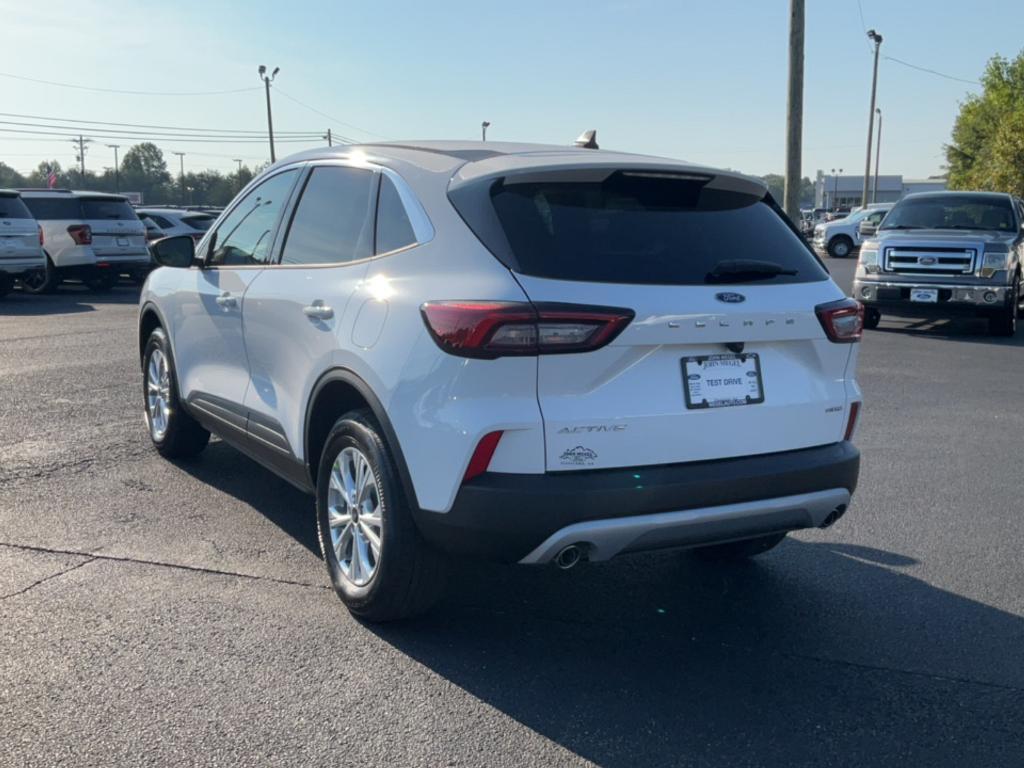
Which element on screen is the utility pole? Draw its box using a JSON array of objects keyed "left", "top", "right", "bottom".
[
  {"left": 70, "top": 135, "right": 91, "bottom": 178},
  {"left": 783, "top": 0, "right": 804, "bottom": 221},
  {"left": 831, "top": 168, "right": 843, "bottom": 210},
  {"left": 872, "top": 108, "right": 882, "bottom": 203},
  {"left": 258, "top": 65, "right": 280, "bottom": 163},
  {"left": 481, "top": 121, "right": 491, "bottom": 141},
  {"left": 107, "top": 144, "right": 120, "bottom": 193},
  {"left": 862, "top": 29, "right": 883, "bottom": 207},
  {"left": 233, "top": 158, "right": 243, "bottom": 173},
  {"left": 173, "top": 152, "right": 185, "bottom": 204},
  {"left": 325, "top": 128, "right": 333, "bottom": 147}
]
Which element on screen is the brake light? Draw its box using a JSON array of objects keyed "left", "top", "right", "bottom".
[
  {"left": 67, "top": 224, "right": 92, "bottom": 245},
  {"left": 421, "top": 301, "right": 634, "bottom": 359},
  {"left": 464, "top": 431, "right": 504, "bottom": 482},
  {"left": 816, "top": 298, "right": 863, "bottom": 343},
  {"left": 38, "top": 225, "right": 44, "bottom": 246},
  {"left": 844, "top": 401, "right": 861, "bottom": 441}
]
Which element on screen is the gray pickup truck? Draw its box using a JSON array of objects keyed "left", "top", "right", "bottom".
[{"left": 853, "top": 191, "right": 1024, "bottom": 336}]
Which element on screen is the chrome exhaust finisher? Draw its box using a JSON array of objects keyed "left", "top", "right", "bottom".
[{"left": 519, "top": 488, "right": 852, "bottom": 565}]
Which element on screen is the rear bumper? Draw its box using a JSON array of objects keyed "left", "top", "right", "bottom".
[
  {"left": 854, "top": 278, "right": 1013, "bottom": 314},
  {"left": 0, "top": 258, "right": 45, "bottom": 274},
  {"left": 414, "top": 442, "right": 860, "bottom": 563}
]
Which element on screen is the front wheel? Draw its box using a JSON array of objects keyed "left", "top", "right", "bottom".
[
  {"left": 143, "top": 327, "right": 210, "bottom": 458},
  {"left": 316, "top": 411, "right": 446, "bottom": 622},
  {"left": 692, "top": 533, "right": 787, "bottom": 561},
  {"left": 828, "top": 237, "right": 853, "bottom": 259},
  {"left": 989, "top": 277, "right": 1019, "bottom": 337}
]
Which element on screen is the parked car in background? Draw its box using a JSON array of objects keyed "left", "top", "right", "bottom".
[
  {"left": 139, "top": 141, "right": 863, "bottom": 621},
  {"left": 136, "top": 207, "right": 216, "bottom": 242},
  {"left": 813, "top": 204, "right": 893, "bottom": 258},
  {"left": 854, "top": 191, "right": 1024, "bottom": 335},
  {"left": 0, "top": 189, "right": 45, "bottom": 298},
  {"left": 19, "top": 190, "right": 149, "bottom": 293},
  {"left": 139, "top": 214, "right": 165, "bottom": 242}
]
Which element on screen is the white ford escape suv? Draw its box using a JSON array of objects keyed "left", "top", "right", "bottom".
[
  {"left": 139, "top": 141, "right": 863, "bottom": 621},
  {"left": 0, "top": 190, "right": 45, "bottom": 298}
]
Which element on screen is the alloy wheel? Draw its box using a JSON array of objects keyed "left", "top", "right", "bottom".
[
  {"left": 146, "top": 349, "right": 171, "bottom": 440},
  {"left": 327, "top": 447, "right": 383, "bottom": 587}
]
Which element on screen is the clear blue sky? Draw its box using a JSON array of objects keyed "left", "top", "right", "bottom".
[{"left": 2, "top": 0, "right": 1021, "bottom": 180}]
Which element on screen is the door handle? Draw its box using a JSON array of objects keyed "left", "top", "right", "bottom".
[
  {"left": 303, "top": 300, "right": 334, "bottom": 320},
  {"left": 215, "top": 292, "right": 237, "bottom": 309}
]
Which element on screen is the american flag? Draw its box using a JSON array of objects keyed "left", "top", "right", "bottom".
[{"left": 46, "top": 165, "right": 57, "bottom": 189}]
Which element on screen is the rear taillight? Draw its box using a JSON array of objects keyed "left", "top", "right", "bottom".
[
  {"left": 844, "top": 401, "right": 861, "bottom": 441},
  {"left": 464, "top": 431, "right": 504, "bottom": 481},
  {"left": 816, "top": 298, "right": 863, "bottom": 343},
  {"left": 67, "top": 224, "right": 92, "bottom": 245},
  {"left": 421, "top": 301, "right": 634, "bottom": 359},
  {"left": 38, "top": 225, "right": 44, "bottom": 246}
]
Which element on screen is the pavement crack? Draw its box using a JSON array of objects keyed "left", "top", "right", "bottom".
[
  {"left": 0, "top": 555, "right": 99, "bottom": 601},
  {"left": 0, "top": 541, "right": 329, "bottom": 593}
]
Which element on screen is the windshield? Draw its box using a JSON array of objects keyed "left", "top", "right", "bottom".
[{"left": 881, "top": 195, "right": 1016, "bottom": 232}]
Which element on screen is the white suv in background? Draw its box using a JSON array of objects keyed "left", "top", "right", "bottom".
[
  {"left": 0, "top": 189, "right": 45, "bottom": 298},
  {"left": 20, "top": 190, "right": 149, "bottom": 293},
  {"left": 136, "top": 207, "right": 216, "bottom": 242},
  {"left": 139, "top": 141, "right": 864, "bottom": 621}
]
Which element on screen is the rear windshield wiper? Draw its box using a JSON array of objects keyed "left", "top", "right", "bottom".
[{"left": 706, "top": 259, "right": 798, "bottom": 283}]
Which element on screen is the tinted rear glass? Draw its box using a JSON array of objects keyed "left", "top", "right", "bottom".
[
  {"left": 881, "top": 195, "right": 1016, "bottom": 232},
  {"left": 0, "top": 194, "right": 33, "bottom": 219},
  {"left": 22, "top": 197, "right": 81, "bottom": 220},
  {"left": 182, "top": 214, "right": 214, "bottom": 231},
  {"left": 81, "top": 199, "right": 137, "bottom": 220},
  {"left": 470, "top": 172, "right": 827, "bottom": 285}
]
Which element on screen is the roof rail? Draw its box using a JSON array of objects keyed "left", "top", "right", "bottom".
[{"left": 17, "top": 187, "right": 73, "bottom": 193}]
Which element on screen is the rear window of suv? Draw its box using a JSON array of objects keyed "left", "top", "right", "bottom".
[
  {"left": 454, "top": 171, "right": 827, "bottom": 285},
  {"left": 22, "top": 197, "right": 81, "bottom": 220},
  {"left": 80, "top": 198, "right": 137, "bottom": 220},
  {"left": 0, "top": 194, "right": 32, "bottom": 219},
  {"left": 181, "top": 214, "right": 214, "bottom": 231}
]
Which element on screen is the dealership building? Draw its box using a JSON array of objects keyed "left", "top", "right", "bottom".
[{"left": 814, "top": 172, "right": 947, "bottom": 209}]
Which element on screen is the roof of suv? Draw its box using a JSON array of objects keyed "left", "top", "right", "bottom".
[
  {"left": 900, "top": 190, "right": 1013, "bottom": 202},
  {"left": 18, "top": 189, "right": 130, "bottom": 201},
  {"left": 137, "top": 208, "right": 214, "bottom": 216},
  {"left": 274, "top": 140, "right": 767, "bottom": 193}
]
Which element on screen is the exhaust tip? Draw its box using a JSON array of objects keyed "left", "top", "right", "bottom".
[
  {"left": 819, "top": 504, "right": 848, "bottom": 529},
  {"left": 554, "top": 544, "right": 583, "bottom": 570}
]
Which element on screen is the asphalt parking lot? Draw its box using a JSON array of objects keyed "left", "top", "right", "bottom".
[{"left": 2, "top": 260, "right": 1023, "bottom": 767}]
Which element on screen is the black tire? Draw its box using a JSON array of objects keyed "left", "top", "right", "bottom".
[
  {"left": 19, "top": 256, "right": 58, "bottom": 294},
  {"left": 692, "top": 532, "right": 787, "bottom": 561},
  {"left": 989, "top": 276, "right": 1019, "bottom": 337},
  {"left": 84, "top": 271, "right": 117, "bottom": 292},
  {"left": 315, "top": 410, "right": 446, "bottom": 622},
  {"left": 827, "top": 236, "right": 853, "bottom": 259},
  {"left": 0, "top": 273, "right": 13, "bottom": 298},
  {"left": 864, "top": 307, "right": 882, "bottom": 330},
  {"left": 142, "top": 327, "right": 210, "bottom": 459}
]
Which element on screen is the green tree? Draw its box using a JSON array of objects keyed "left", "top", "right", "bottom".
[
  {"left": 762, "top": 174, "right": 815, "bottom": 207},
  {"left": 121, "top": 143, "right": 173, "bottom": 202},
  {"left": 0, "top": 162, "right": 26, "bottom": 188},
  {"left": 946, "top": 50, "right": 1024, "bottom": 196}
]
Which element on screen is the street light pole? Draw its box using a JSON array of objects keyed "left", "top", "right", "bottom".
[
  {"left": 106, "top": 144, "right": 120, "bottom": 193},
  {"left": 862, "top": 29, "right": 883, "bottom": 207},
  {"left": 481, "top": 121, "right": 491, "bottom": 141},
  {"left": 258, "top": 65, "right": 280, "bottom": 163},
  {"left": 831, "top": 168, "right": 843, "bottom": 211},
  {"left": 872, "top": 108, "right": 882, "bottom": 203},
  {"left": 783, "top": 0, "right": 805, "bottom": 221},
  {"left": 173, "top": 152, "right": 185, "bottom": 204}
]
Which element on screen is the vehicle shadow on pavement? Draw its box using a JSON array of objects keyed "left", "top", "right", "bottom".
[
  {"left": 870, "top": 316, "right": 1024, "bottom": 347},
  {"left": 368, "top": 539, "right": 1024, "bottom": 766},
  {"left": 0, "top": 285, "right": 140, "bottom": 316}
]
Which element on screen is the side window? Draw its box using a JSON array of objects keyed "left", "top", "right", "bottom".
[
  {"left": 148, "top": 215, "right": 173, "bottom": 228},
  {"left": 280, "top": 166, "right": 376, "bottom": 265},
  {"left": 209, "top": 169, "right": 298, "bottom": 266},
  {"left": 376, "top": 175, "right": 417, "bottom": 254},
  {"left": 867, "top": 210, "right": 885, "bottom": 225}
]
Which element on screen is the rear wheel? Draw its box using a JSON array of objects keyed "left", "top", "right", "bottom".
[
  {"left": 828, "top": 236, "right": 853, "bottom": 259},
  {"left": 84, "top": 271, "right": 117, "bottom": 292},
  {"left": 143, "top": 327, "right": 210, "bottom": 458},
  {"left": 316, "top": 410, "right": 446, "bottom": 622},
  {"left": 692, "top": 533, "right": 787, "bottom": 561},
  {"left": 19, "top": 256, "right": 58, "bottom": 294},
  {"left": 0, "top": 274, "right": 12, "bottom": 298},
  {"left": 863, "top": 307, "right": 882, "bottom": 330}
]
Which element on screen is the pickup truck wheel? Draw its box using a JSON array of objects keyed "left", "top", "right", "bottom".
[
  {"left": 827, "top": 237, "right": 853, "bottom": 259},
  {"left": 989, "top": 277, "right": 1020, "bottom": 336},
  {"left": 864, "top": 307, "right": 882, "bottom": 330},
  {"left": 143, "top": 328, "right": 210, "bottom": 458},
  {"left": 0, "top": 274, "right": 12, "bottom": 298},
  {"left": 19, "top": 256, "right": 58, "bottom": 295},
  {"left": 316, "top": 410, "right": 446, "bottom": 622},
  {"left": 692, "top": 532, "right": 787, "bottom": 561}
]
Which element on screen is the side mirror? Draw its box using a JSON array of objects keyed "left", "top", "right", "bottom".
[
  {"left": 151, "top": 235, "right": 198, "bottom": 268},
  {"left": 859, "top": 220, "right": 878, "bottom": 238}
]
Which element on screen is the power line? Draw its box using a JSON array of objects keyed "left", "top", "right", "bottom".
[
  {"left": 883, "top": 56, "right": 981, "bottom": 86},
  {"left": 273, "top": 87, "right": 385, "bottom": 141},
  {"left": 0, "top": 111, "right": 320, "bottom": 136},
  {"left": 0, "top": 70, "right": 262, "bottom": 97},
  {"left": 0, "top": 127, "right": 320, "bottom": 144},
  {"left": 0, "top": 119, "right": 321, "bottom": 140}
]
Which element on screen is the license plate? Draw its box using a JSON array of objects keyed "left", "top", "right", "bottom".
[
  {"left": 116, "top": 237, "right": 129, "bottom": 246},
  {"left": 910, "top": 288, "right": 938, "bottom": 303},
  {"left": 682, "top": 353, "right": 764, "bottom": 410}
]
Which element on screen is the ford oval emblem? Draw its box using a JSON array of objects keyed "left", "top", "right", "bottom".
[
  {"left": 715, "top": 292, "right": 746, "bottom": 304},
  {"left": 918, "top": 256, "right": 937, "bottom": 265}
]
